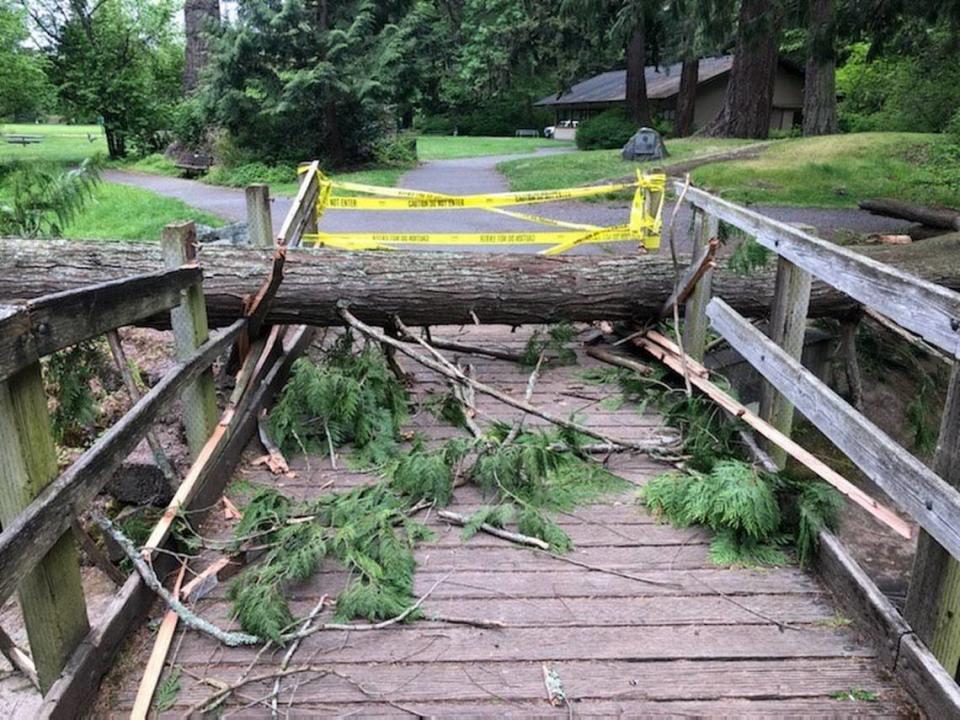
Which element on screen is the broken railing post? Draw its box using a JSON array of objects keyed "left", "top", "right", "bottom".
[
  {"left": 681, "top": 209, "right": 718, "bottom": 361},
  {"left": 161, "top": 222, "right": 218, "bottom": 458},
  {"left": 758, "top": 237, "right": 813, "bottom": 469},
  {"left": 0, "top": 364, "right": 89, "bottom": 693},
  {"left": 245, "top": 184, "right": 274, "bottom": 248},
  {"left": 904, "top": 365, "right": 960, "bottom": 678}
]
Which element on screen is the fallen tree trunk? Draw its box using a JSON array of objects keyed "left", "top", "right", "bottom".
[
  {"left": 2, "top": 236, "right": 960, "bottom": 327},
  {"left": 859, "top": 198, "right": 960, "bottom": 231}
]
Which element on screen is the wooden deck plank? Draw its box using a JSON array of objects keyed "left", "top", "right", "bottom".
[
  {"left": 114, "top": 658, "right": 898, "bottom": 707},
  {"left": 98, "top": 324, "right": 915, "bottom": 717}
]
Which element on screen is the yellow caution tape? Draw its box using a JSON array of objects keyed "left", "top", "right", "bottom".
[{"left": 305, "top": 168, "right": 666, "bottom": 253}]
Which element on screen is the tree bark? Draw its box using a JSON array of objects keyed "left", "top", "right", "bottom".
[
  {"left": 625, "top": 24, "right": 652, "bottom": 127},
  {"left": 2, "top": 237, "right": 960, "bottom": 328},
  {"left": 859, "top": 198, "right": 960, "bottom": 231},
  {"left": 802, "top": 0, "right": 838, "bottom": 136},
  {"left": 675, "top": 57, "right": 699, "bottom": 137},
  {"left": 183, "top": 0, "right": 220, "bottom": 95},
  {"left": 702, "top": 0, "right": 783, "bottom": 138}
]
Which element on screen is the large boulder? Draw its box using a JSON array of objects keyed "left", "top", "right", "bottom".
[{"left": 622, "top": 127, "right": 669, "bottom": 161}]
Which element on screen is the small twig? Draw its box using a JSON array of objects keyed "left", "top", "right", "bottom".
[
  {"left": 685, "top": 571, "right": 805, "bottom": 632},
  {"left": 323, "top": 419, "right": 337, "bottom": 469},
  {"left": 427, "top": 614, "right": 506, "bottom": 629},
  {"left": 537, "top": 550, "right": 682, "bottom": 588},
  {"left": 438, "top": 509, "right": 549, "bottom": 550},
  {"left": 183, "top": 666, "right": 329, "bottom": 718},
  {"left": 503, "top": 351, "right": 544, "bottom": 446},
  {"left": 398, "top": 330, "right": 524, "bottom": 362},
  {"left": 270, "top": 595, "right": 328, "bottom": 717}
]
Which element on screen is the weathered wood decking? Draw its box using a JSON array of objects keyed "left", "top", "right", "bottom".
[{"left": 102, "top": 327, "right": 915, "bottom": 718}]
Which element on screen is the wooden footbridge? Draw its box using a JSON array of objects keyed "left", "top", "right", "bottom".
[{"left": 1, "top": 168, "right": 959, "bottom": 718}]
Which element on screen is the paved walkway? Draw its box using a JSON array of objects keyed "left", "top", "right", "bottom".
[{"left": 104, "top": 152, "right": 916, "bottom": 254}]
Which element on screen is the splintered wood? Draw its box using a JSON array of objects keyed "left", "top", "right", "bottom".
[{"left": 101, "top": 325, "right": 913, "bottom": 718}]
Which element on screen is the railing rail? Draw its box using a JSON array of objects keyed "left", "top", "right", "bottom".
[{"left": 674, "top": 181, "right": 960, "bottom": 698}]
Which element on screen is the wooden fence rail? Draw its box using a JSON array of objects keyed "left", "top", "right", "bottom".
[{"left": 673, "top": 182, "right": 960, "bottom": 710}]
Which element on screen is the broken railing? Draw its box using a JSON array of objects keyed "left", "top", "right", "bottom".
[
  {"left": 0, "top": 176, "right": 315, "bottom": 718},
  {"left": 643, "top": 182, "right": 960, "bottom": 716}
]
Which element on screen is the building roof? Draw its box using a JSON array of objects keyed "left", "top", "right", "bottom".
[{"left": 536, "top": 56, "right": 736, "bottom": 107}]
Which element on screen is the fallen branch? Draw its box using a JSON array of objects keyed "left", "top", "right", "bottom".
[
  {"left": 438, "top": 509, "right": 549, "bottom": 550},
  {"left": 399, "top": 331, "right": 524, "bottom": 363},
  {"left": 342, "top": 307, "right": 679, "bottom": 452},
  {"left": 93, "top": 512, "right": 261, "bottom": 647},
  {"left": 256, "top": 410, "right": 290, "bottom": 475},
  {"left": 858, "top": 197, "right": 960, "bottom": 231},
  {"left": 182, "top": 666, "right": 328, "bottom": 718},
  {"left": 270, "top": 595, "right": 328, "bottom": 718},
  {"left": 427, "top": 614, "right": 506, "bottom": 629},
  {"left": 585, "top": 346, "right": 653, "bottom": 376},
  {"left": 503, "top": 352, "right": 544, "bottom": 446},
  {"left": 634, "top": 333, "right": 912, "bottom": 539}
]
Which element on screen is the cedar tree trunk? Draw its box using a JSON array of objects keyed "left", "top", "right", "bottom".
[
  {"left": 625, "top": 25, "right": 653, "bottom": 127},
  {"left": 3, "top": 237, "right": 960, "bottom": 328},
  {"left": 183, "top": 0, "right": 220, "bottom": 95},
  {"left": 802, "top": 0, "right": 839, "bottom": 136},
  {"left": 675, "top": 57, "right": 699, "bottom": 136},
  {"left": 702, "top": 0, "right": 784, "bottom": 138}
]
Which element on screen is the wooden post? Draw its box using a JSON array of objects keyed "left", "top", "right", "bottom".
[
  {"left": 758, "top": 252, "right": 812, "bottom": 468},
  {"left": 682, "top": 209, "right": 717, "bottom": 361},
  {"left": 0, "top": 364, "right": 89, "bottom": 692},
  {"left": 905, "top": 364, "right": 960, "bottom": 678},
  {"left": 160, "top": 222, "right": 218, "bottom": 458},
  {"left": 245, "top": 184, "right": 273, "bottom": 248}
]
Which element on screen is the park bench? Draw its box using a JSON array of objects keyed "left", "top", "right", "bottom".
[
  {"left": 4, "top": 134, "right": 43, "bottom": 146},
  {"left": 514, "top": 128, "right": 539, "bottom": 137},
  {"left": 173, "top": 154, "right": 213, "bottom": 177}
]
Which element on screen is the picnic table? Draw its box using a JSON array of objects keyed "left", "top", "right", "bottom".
[
  {"left": 4, "top": 134, "right": 43, "bottom": 146},
  {"left": 514, "top": 128, "right": 539, "bottom": 137}
]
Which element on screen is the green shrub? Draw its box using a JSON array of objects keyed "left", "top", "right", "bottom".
[
  {"left": 576, "top": 109, "right": 637, "bottom": 150},
  {"left": 204, "top": 162, "right": 298, "bottom": 188},
  {"left": 946, "top": 108, "right": 960, "bottom": 146},
  {"left": 372, "top": 133, "right": 418, "bottom": 168}
]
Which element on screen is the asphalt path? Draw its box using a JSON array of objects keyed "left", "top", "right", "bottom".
[{"left": 104, "top": 150, "right": 915, "bottom": 255}]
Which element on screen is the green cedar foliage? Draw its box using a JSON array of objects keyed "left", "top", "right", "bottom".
[
  {"left": 521, "top": 322, "right": 579, "bottom": 367},
  {"left": 641, "top": 461, "right": 842, "bottom": 567},
  {"left": 268, "top": 333, "right": 408, "bottom": 466},
  {"left": 229, "top": 484, "right": 432, "bottom": 640},
  {"left": 0, "top": 158, "right": 101, "bottom": 238},
  {"left": 43, "top": 338, "right": 110, "bottom": 446}
]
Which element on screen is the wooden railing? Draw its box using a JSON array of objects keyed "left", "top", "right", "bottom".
[
  {"left": 671, "top": 181, "right": 960, "bottom": 707},
  {"left": 0, "top": 169, "right": 320, "bottom": 718}
]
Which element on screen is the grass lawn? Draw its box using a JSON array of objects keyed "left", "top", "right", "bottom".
[
  {"left": 690, "top": 132, "right": 959, "bottom": 208},
  {"left": 0, "top": 123, "right": 107, "bottom": 164},
  {"left": 62, "top": 182, "right": 223, "bottom": 241},
  {"left": 497, "top": 138, "right": 757, "bottom": 191},
  {"left": 416, "top": 135, "right": 570, "bottom": 160}
]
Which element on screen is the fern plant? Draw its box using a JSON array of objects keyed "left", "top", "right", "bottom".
[
  {"left": 0, "top": 157, "right": 102, "bottom": 237},
  {"left": 43, "top": 340, "right": 110, "bottom": 446}
]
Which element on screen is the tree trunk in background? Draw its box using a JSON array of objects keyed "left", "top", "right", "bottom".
[
  {"left": 675, "top": 58, "right": 699, "bottom": 136},
  {"left": 702, "top": 0, "right": 783, "bottom": 138},
  {"left": 3, "top": 237, "right": 960, "bottom": 328},
  {"left": 183, "top": 0, "right": 221, "bottom": 94},
  {"left": 625, "top": 23, "right": 653, "bottom": 127},
  {"left": 802, "top": 0, "right": 839, "bottom": 136}
]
